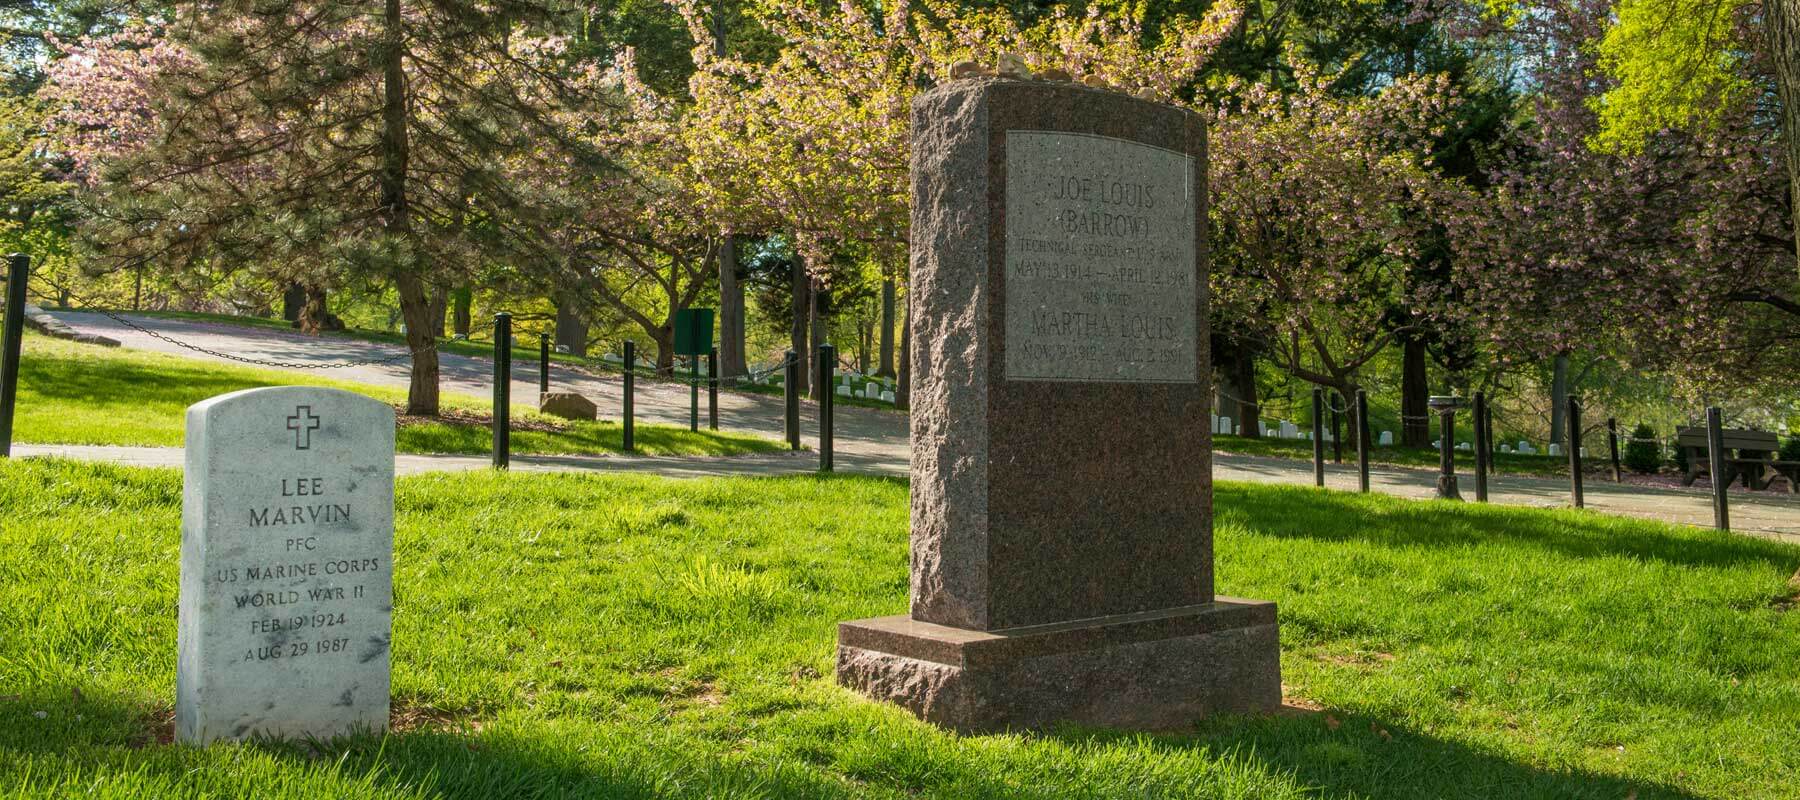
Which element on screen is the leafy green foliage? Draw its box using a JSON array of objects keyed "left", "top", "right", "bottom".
[
  {"left": 1625, "top": 423, "right": 1664, "bottom": 473},
  {"left": 1592, "top": 0, "right": 1752, "bottom": 152}
]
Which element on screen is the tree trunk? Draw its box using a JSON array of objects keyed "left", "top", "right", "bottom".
[
  {"left": 877, "top": 275, "right": 897, "bottom": 377},
  {"left": 897, "top": 302, "right": 910, "bottom": 410},
  {"left": 653, "top": 323, "right": 675, "bottom": 373},
  {"left": 282, "top": 283, "right": 305, "bottom": 323},
  {"left": 809, "top": 279, "right": 829, "bottom": 401},
  {"left": 1213, "top": 335, "right": 1260, "bottom": 437},
  {"left": 790, "top": 257, "right": 810, "bottom": 397},
  {"left": 395, "top": 273, "right": 440, "bottom": 416},
  {"left": 1401, "top": 335, "right": 1430, "bottom": 448},
  {"left": 1766, "top": 0, "right": 1800, "bottom": 276},
  {"left": 452, "top": 286, "right": 471, "bottom": 337},
  {"left": 378, "top": 0, "right": 437, "bottom": 416},
  {"left": 718, "top": 235, "right": 745, "bottom": 378},
  {"left": 858, "top": 317, "right": 872, "bottom": 375},
  {"left": 554, "top": 299, "right": 587, "bottom": 357},
  {"left": 297, "top": 285, "right": 339, "bottom": 333},
  {"left": 428, "top": 284, "right": 449, "bottom": 336},
  {"left": 1549, "top": 350, "right": 1571, "bottom": 447}
]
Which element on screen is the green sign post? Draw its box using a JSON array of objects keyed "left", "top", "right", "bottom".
[{"left": 673, "top": 309, "right": 714, "bottom": 431}]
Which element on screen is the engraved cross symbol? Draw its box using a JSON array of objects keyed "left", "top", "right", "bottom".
[{"left": 286, "top": 405, "right": 321, "bottom": 450}]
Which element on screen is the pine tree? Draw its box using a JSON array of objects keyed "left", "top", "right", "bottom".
[{"left": 70, "top": 0, "right": 607, "bottom": 415}]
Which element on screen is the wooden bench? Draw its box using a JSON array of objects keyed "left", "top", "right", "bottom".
[{"left": 1676, "top": 428, "right": 1800, "bottom": 492}]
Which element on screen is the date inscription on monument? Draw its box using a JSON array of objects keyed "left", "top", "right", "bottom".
[{"left": 1003, "top": 131, "right": 1196, "bottom": 383}]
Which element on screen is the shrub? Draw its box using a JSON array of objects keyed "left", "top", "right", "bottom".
[
  {"left": 1622, "top": 424, "right": 1662, "bottom": 474},
  {"left": 1782, "top": 436, "right": 1800, "bottom": 463}
]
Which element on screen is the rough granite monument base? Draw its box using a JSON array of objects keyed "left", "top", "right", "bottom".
[{"left": 837, "top": 598, "right": 1280, "bottom": 732}]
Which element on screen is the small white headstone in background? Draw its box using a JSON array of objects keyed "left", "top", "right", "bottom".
[
  {"left": 1501, "top": 444, "right": 1513, "bottom": 453},
  {"left": 881, "top": 391, "right": 896, "bottom": 403},
  {"left": 1378, "top": 431, "right": 1394, "bottom": 446},
  {"left": 178, "top": 386, "right": 395, "bottom": 745},
  {"left": 1548, "top": 443, "right": 1562, "bottom": 456},
  {"left": 836, "top": 385, "right": 852, "bottom": 397}
]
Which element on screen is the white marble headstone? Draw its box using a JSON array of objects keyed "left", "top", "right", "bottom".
[{"left": 177, "top": 386, "right": 395, "bottom": 744}]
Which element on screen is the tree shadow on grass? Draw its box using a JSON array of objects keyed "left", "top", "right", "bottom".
[
  {"left": 1217, "top": 482, "right": 1800, "bottom": 573},
  {"left": 1053, "top": 709, "right": 1705, "bottom": 800},
  {"left": 18, "top": 348, "right": 276, "bottom": 411},
  {"left": 11, "top": 687, "right": 1710, "bottom": 800}
]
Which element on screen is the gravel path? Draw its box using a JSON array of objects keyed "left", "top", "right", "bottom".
[{"left": 32, "top": 310, "right": 1800, "bottom": 543}]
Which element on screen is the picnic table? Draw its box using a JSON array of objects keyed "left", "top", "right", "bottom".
[{"left": 1676, "top": 428, "right": 1800, "bottom": 492}]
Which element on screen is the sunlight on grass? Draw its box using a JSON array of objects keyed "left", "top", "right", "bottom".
[{"left": 1, "top": 460, "right": 1795, "bottom": 798}]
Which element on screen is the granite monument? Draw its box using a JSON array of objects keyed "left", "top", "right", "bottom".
[{"left": 836, "top": 76, "right": 1281, "bottom": 731}]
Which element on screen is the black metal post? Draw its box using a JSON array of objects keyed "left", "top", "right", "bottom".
[
  {"left": 1566, "top": 395, "right": 1583, "bottom": 508},
  {"left": 1607, "top": 417, "right": 1622, "bottom": 482},
  {"left": 0, "top": 254, "right": 27, "bottom": 458},
  {"left": 1707, "top": 406, "right": 1729, "bottom": 530},
  {"left": 622, "top": 341, "right": 635, "bottom": 452},
  {"left": 492, "top": 313, "right": 511, "bottom": 470},
  {"left": 818, "top": 343, "right": 834, "bottom": 472},
  {"left": 1331, "top": 395, "right": 1344, "bottom": 464},
  {"left": 1356, "top": 389, "right": 1371, "bottom": 493},
  {"left": 689, "top": 354, "right": 699, "bottom": 433},
  {"left": 784, "top": 349, "right": 800, "bottom": 450},
  {"left": 1431, "top": 397, "right": 1462, "bottom": 501},
  {"left": 1311, "top": 388, "right": 1325, "bottom": 488},
  {"left": 1473, "top": 391, "right": 1489, "bottom": 503},
  {"left": 538, "top": 333, "right": 549, "bottom": 395},
  {"left": 708, "top": 347, "right": 719, "bottom": 431}
]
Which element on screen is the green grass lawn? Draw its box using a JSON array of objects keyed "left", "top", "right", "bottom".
[
  {"left": 1, "top": 459, "right": 1795, "bottom": 798},
  {"left": 1215, "top": 432, "right": 1577, "bottom": 477},
  {"left": 13, "top": 334, "right": 783, "bottom": 458}
]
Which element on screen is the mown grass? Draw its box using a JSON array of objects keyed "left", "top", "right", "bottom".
[
  {"left": 1215, "top": 432, "right": 1576, "bottom": 477},
  {"left": 13, "top": 333, "right": 782, "bottom": 457},
  {"left": 0, "top": 458, "right": 1795, "bottom": 798}
]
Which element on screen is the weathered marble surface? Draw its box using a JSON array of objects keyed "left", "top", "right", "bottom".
[{"left": 177, "top": 386, "right": 394, "bottom": 744}]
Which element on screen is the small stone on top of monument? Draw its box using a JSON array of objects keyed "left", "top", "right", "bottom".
[
  {"left": 996, "top": 53, "right": 1031, "bottom": 79},
  {"left": 178, "top": 386, "right": 395, "bottom": 745},
  {"left": 949, "top": 60, "right": 986, "bottom": 80}
]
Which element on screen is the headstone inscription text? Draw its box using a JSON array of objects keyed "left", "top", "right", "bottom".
[
  {"left": 177, "top": 386, "right": 395, "bottom": 744},
  {"left": 1003, "top": 130, "right": 1197, "bottom": 383}
]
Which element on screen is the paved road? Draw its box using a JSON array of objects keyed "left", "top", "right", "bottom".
[{"left": 33, "top": 311, "right": 1800, "bottom": 543}]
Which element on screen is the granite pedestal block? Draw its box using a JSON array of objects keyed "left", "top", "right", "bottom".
[{"left": 839, "top": 599, "right": 1279, "bottom": 732}]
